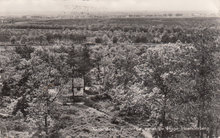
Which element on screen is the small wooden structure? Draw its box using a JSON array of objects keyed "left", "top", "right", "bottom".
[
  {"left": 73, "top": 77, "right": 84, "bottom": 96},
  {"left": 62, "top": 76, "right": 85, "bottom": 105}
]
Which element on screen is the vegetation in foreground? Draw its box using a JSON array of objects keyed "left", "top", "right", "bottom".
[{"left": 0, "top": 17, "right": 220, "bottom": 138}]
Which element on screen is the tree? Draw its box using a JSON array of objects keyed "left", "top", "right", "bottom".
[
  {"left": 25, "top": 47, "right": 66, "bottom": 137},
  {"left": 67, "top": 44, "right": 93, "bottom": 94},
  {"left": 67, "top": 45, "right": 77, "bottom": 97},
  {"left": 188, "top": 29, "right": 220, "bottom": 138},
  {"left": 112, "top": 36, "right": 118, "bottom": 44},
  {"left": 140, "top": 43, "right": 194, "bottom": 137},
  {"left": 102, "top": 34, "right": 110, "bottom": 44},
  {"left": 1, "top": 46, "right": 68, "bottom": 137},
  {"left": 78, "top": 45, "right": 93, "bottom": 89},
  {"left": 12, "top": 96, "right": 29, "bottom": 117},
  {"left": 91, "top": 45, "right": 104, "bottom": 83},
  {"left": 10, "top": 36, "right": 17, "bottom": 44},
  {"left": 112, "top": 44, "right": 139, "bottom": 90},
  {"left": 95, "top": 37, "right": 102, "bottom": 43},
  {"left": 20, "top": 35, "right": 28, "bottom": 44},
  {"left": 15, "top": 45, "right": 35, "bottom": 60},
  {"left": 37, "top": 34, "right": 47, "bottom": 45}
]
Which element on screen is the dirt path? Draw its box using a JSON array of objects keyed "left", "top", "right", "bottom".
[{"left": 75, "top": 103, "right": 153, "bottom": 138}]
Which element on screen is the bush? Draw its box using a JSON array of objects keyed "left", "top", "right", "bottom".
[
  {"left": 89, "top": 93, "right": 112, "bottom": 102},
  {"left": 112, "top": 36, "right": 118, "bottom": 43},
  {"left": 5, "top": 120, "right": 29, "bottom": 131},
  {"left": 15, "top": 45, "right": 35, "bottom": 60},
  {"left": 10, "top": 36, "right": 17, "bottom": 44},
  {"left": 20, "top": 35, "right": 28, "bottom": 44},
  {"left": 95, "top": 37, "right": 102, "bottom": 43}
]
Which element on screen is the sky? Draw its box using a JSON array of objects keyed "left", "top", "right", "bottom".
[{"left": 0, "top": 0, "right": 219, "bottom": 15}]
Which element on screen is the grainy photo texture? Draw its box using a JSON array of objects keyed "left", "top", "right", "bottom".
[{"left": 0, "top": 0, "right": 220, "bottom": 138}]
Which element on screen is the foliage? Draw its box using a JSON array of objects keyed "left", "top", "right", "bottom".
[
  {"left": 0, "top": 17, "right": 219, "bottom": 138},
  {"left": 15, "top": 45, "right": 35, "bottom": 60},
  {"left": 10, "top": 36, "right": 17, "bottom": 44}
]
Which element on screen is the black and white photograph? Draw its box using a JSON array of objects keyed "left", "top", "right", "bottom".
[{"left": 0, "top": 0, "right": 220, "bottom": 137}]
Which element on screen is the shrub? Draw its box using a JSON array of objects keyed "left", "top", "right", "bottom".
[
  {"left": 112, "top": 36, "right": 118, "bottom": 43},
  {"left": 95, "top": 37, "right": 102, "bottom": 43},
  {"left": 10, "top": 36, "right": 17, "bottom": 44}
]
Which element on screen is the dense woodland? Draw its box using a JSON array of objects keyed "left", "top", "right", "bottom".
[{"left": 0, "top": 17, "right": 220, "bottom": 138}]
